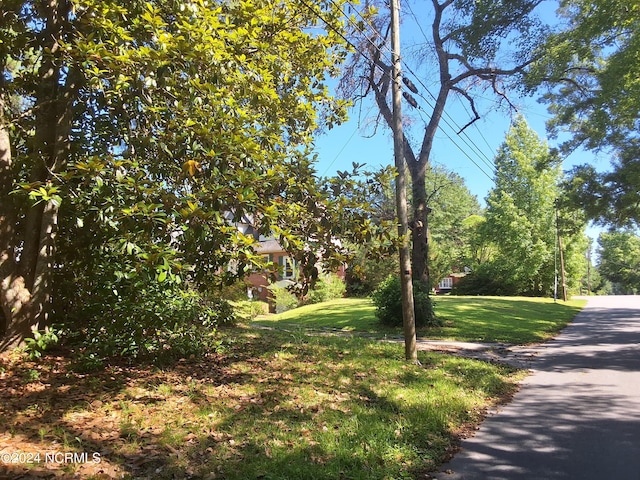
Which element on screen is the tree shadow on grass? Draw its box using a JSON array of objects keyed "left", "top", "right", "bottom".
[
  {"left": 1, "top": 329, "right": 403, "bottom": 478},
  {"left": 0, "top": 327, "right": 520, "bottom": 480},
  {"left": 0, "top": 330, "right": 291, "bottom": 479}
]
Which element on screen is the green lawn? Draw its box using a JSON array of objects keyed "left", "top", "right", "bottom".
[
  {"left": 430, "top": 296, "right": 587, "bottom": 343},
  {"left": 1, "top": 329, "right": 523, "bottom": 479},
  {"left": 256, "top": 296, "right": 587, "bottom": 345},
  {"left": 1, "top": 296, "right": 583, "bottom": 478},
  {"left": 257, "top": 298, "right": 382, "bottom": 332}
]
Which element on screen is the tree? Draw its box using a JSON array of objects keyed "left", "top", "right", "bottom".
[
  {"left": 458, "top": 116, "right": 588, "bottom": 297},
  {"left": 344, "top": 164, "right": 480, "bottom": 293},
  {"left": 527, "top": 0, "right": 640, "bottom": 227},
  {"left": 425, "top": 166, "right": 481, "bottom": 286},
  {"left": 561, "top": 147, "right": 640, "bottom": 229},
  {"left": 597, "top": 231, "right": 640, "bottom": 295},
  {"left": 484, "top": 117, "right": 560, "bottom": 295},
  {"left": 458, "top": 214, "right": 496, "bottom": 269},
  {"left": 344, "top": 175, "right": 398, "bottom": 296},
  {"left": 0, "top": 0, "right": 358, "bottom": 350},
  {"left": 339, "top": 0, "right": 547, "bottom": 292}
]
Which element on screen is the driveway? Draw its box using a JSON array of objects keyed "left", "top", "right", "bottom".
[{"left": 434, "top": 295, "right": 640, "bottom": 480}]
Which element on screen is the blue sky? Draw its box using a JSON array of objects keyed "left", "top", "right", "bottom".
[
  {"left": 308, "top": 2, "right": 611, "bottom": 242},
  {"left": 311, "top": 93, "right": 604, "bottom": 205},
  {"left": 311, "top": 93, "right": 608, "bottom": 243}
]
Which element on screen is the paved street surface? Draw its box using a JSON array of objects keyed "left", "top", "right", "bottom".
[{"left": 434, "top": 295, "right": 640, "bottom": 480}]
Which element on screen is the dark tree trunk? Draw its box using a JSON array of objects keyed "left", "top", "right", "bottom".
[
  {"left": 0, "top": 88, "right": 35, "bottom": 349},
  {"left": 410, "top": 168, "right": 430, "bottom": 286},
  {"left": 0, "top": 88, "right": 17, "bottom": 340},
  {"left": 0, "top": 0, "right": 76, "bottom": 352}
]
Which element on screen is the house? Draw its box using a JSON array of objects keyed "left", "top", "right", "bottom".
[
  {"left": 434, "top": 272, "right": 467, "bottom": 294},
  {"left": 231, "top": 214, "right": 346, "bottom": 307},
  {"left": 245, "top": 238, "right": 297, "bottom": 303},
  {"left": 245, "top": 237, "right": 346, "bottom": 302}
]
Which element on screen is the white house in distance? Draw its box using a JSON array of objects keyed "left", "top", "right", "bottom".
[{"left": 434, "top": 271, "right": 468, "bottom": 294}]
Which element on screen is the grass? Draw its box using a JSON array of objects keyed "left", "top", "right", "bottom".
[
  {"left": 0, "top": 295, "right": 585, "bottom": 478},
  {"left": 0, "top": 328, "right": 523, "bottom": 480},
  {"left": 257, "top": 296, "right": 587, "bottom": 345},
  {"left": 430, "top": 296, "right": 586, "bottom": 343},
  {"left": 257, "top": 298, "right": 382, "bottom": 332}
]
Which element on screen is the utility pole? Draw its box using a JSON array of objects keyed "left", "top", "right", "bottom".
[
  {"left": 558, "top": 234, "right": 568, "bottom": 301},
  {"left": 586, "top": 239, "right": 592, "bottom": 295},
  {"left": 390, "top": 0, "right": 418, "bottom": 362},
  {"left": 555, "top": 202, "right": 568, "bottom": 301}
]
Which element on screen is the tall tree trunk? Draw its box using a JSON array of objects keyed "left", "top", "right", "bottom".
[
  {"left": 0, "top": 0, "right": 75, "bottom": 352},
  {"left": 409, "top": 165, "right": 430, "bottom": 286},
  {"left": 406, "top": 1, "right": 453, "bottom": 288},
  {"left": 0, "top": 87, "right": 17, "bottom": 339},
  {"left": 369, "top": 67, "right": 435, "bottom": 290},
  {"left": 0, "top": 85, "right": 37, "bottom": 349},
  {"left": 409, "top": 82, "right": 449, "bottom": 288}
]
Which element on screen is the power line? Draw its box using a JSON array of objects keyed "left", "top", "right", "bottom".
[
  {"left": 450, "top": 96, "right": 498, "bottom": 172},
  {"left": 404, "top": 0, "right": 437, "bottom": 60},
  {"left": 399, "top": 3, "right": 497, "bottom": 173},
  {"left": 297, "top": 0, "right": 392, "bottom": 79},
  {"left": 458, "top": 97, "right": 498, "bottom": 158},
  {"left": 417, "top": 106, "right": 494, "bottom": 179},
  {"left": 304, "top": 0, "right": 496, "bottom": 180},
  {"left": 320, "top": 103, "right": 378, "bottom": 176},
  {"left": 409, "top": 101, "right": 494, "bottom": 179},
  {"left": 338, "top": 0, "right": 497, "bottom": 177},
  {"left": 294, "top": 0, "right": 397, "bottom": 177}
]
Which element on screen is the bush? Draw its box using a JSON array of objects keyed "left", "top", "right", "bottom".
[
  {"left": 306, "top": 273, "right": 346, "bottom": 304},
  {"left": 220, "top": 280, "right": 253, "bottom": 302},
  {"left": 60, "top": 284, "right": 231, "bottom": 363},
  {"left": 371, "top": 275, "right": 440, "bottom": 327},
  {"left": 451, "top": 263, "right": 519, "bottom": 296},
  {"left": 22, "top": 327, "right": 60, "bottom": 360},
  {"left": 233, "top": 300, "right": 269, "bottom": 322},
  {"left": 268, "top": 284, "right": 299, "bottom": 313},
  {"left": 451, "top": 270, "right": 503, "bottom": 296}
]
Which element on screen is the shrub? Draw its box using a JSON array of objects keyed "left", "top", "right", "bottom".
[
  {"left": 233, "top": 300, "right": 269, "bottom": 322},
  {"left": 371, "top": 275, "right": 440, "bottom": 327},
  {"left": 451, "top": 263, "right": 515, "bottom": 296},
  {"left": 70, "top": 352, "right": 105, "bottom": 373},
  {"left": 451, "top": 271, "right": 498, "bottom": 296},
  {"left": 220, "top": 280, "right": 253, "bottom": 302},
  {"left": 306, "top": 273, "right": 346, "bottom": 304},
  {"left": 60, "top": 284, "right": 231, "bottom": 363},
  {"left": 268, "top": 284, "right": 299, "bottom": 313},
  {"left": 22, "top": 327, "right": 60, "bottom": 360}
]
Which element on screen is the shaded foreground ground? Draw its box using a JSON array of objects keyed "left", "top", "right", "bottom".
[
  {"left": 0, "top": 328, "right": 522, "bottom": 480},
  {"left": 434, "top": 295, "right": 640, "bottom": 480}
]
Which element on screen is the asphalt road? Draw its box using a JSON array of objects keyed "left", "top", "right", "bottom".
[{"left": 434, "top": 295, "right": 640, "bottom": 480}]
